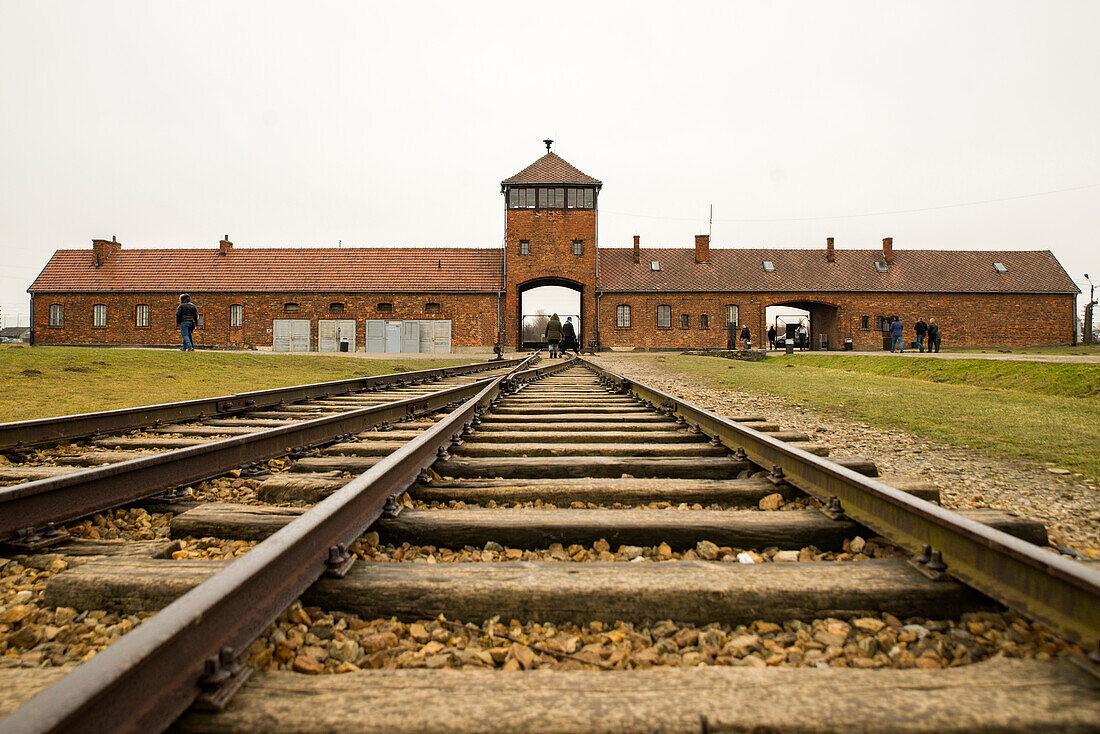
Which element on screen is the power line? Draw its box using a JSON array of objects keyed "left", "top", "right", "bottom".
[{"left": 601, "top": 182, "right": 1100, "bottom": 224}]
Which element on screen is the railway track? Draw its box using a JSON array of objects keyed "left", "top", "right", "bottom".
[{"left": 1, "top": 355, "right": 1098, "bottom": 732}]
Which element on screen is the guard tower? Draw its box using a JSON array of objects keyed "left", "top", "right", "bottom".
[{"left": 501, "top": 141, "right": 602, "bottom": 350}]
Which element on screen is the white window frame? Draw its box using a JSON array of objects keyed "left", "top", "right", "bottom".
[
  {"left": 572, "top": 240, "right": 583, "bottom": 256},
  {"left": 230, "top": 304, "right": 243, "bottom": 327},
  {"left": 49, "top": 304, "right": 63, "bottom": 326},
  {"left": 135, "top": 304, "right": 150, "bottom": 327},
  {"left": 725, "top": 305, "right": 739, "bottom": 326},
  {"left": 657, "top": 305, "right": 671, "bottom": 328},
  {"left": 520, "top": 240, "right": 530, "bottom": 255},
  {"left": 616, "top": 304, "right": 631, "bottom": 328},
  {"left": 93, "top": 304, "right": 107, "bottom": 327}
]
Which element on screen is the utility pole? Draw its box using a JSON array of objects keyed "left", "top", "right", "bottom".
[{"left": 1085, "top": 274, "right": 1096, "bottom": 345}]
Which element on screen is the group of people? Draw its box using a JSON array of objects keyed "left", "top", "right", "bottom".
[
  {"left": 543, "top": 313, "right": 580, "bottom": 358},
  {"left": 763, "top": 324, "right": 808, "bottom": 351},
  {"left": 890, "top": 316, "right": 941, "bottom": 353}
]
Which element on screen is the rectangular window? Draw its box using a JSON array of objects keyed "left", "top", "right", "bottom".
[
  {"left": 283, "top": 302, "right": 299, "bottom": 312},
  {"left": 616, "top": 304, "right": 631, "bottom": 328},
  {"left": 196, "top": 313, "right": 204, "bottom": 328},
  {"left": 508, "top": 188, "right": 536, "bottom": 209},
  {"left": 567, "top": 188, "right": 577, "bottom": 208},
  {"left": 520, "top": 240, "right": 530, "bottom": 255},
  {"left": 572, "top": 239, "right": 583, "bottom": 256},
  {"left": 725, "top": 305, "right": 738, "bottom": 326},
  {"left": 49, "top": 304, "right": 63, "bottom": 327},
  {"left": 699, "top": 314, "right": 709, "bottom": 329},
  {"left": 539, "top": 187, "right": 564, "bottom": 208},
  {"left": 582, "top": 188, "right": 593, "bottom": 208},
  {"left": 861, "top": 315, "right": 870, "bottom": 330},
  {"left": 135, "top": 304, "right": 150, "bottom": 327},
  {"left": 657, "top": 305, "right": 671, "bottom": 328},
  {"left": 425, "top": 302, "right": 441, "bottom": 313},
  {"left": 537, "top": 188, "right": 548, "bottom": 207},
  {"left": 377, "top": 302, "right": 393, "bottom": 313},
  {"left": 230, "top": 304, "right": 243, "bottom": 327},
  {"left": 680, "top": 314, "right": 690, "bottom": 329},
  {"left": 93, "top": 304, "right": 107, "bottom": 327}
]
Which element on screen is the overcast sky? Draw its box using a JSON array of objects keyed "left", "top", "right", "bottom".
[{"left": 2, "top": 0, "right": 1098, "bottom": 328}]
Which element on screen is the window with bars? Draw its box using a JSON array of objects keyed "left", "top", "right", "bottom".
[
  {"left": 520, "top": 240, "right": 530, "bottom": 255},
  {"left": 861, "top": 315, "right": 870, "bottom": 330},
  {"left": 93, "top": 304, "right": 107, "bottom": 327},
  {"left": 699, "top": 314, "right": 709, "bottom": 329},
  {"left": 616, "top": 304, "right": 631, "bottom": 328},
  {"left": 425, "top": 302, "right": 441, "bottom": 313},
  {"left": 135, "top": 304, "right": 150, "bottom": 327},
  {"left": 49, "top": 304, "right": 62, "bottom": 327},
  {"left": 572, "top": 239, "right": 583, "bottom": 256},
  {"left": 230, "top": 305, "right": 244, "bottom": 327},
  {"left": 283, "top": 303, "right": 299, "bottom": 312},
  {"left": 377, "top": 302, "right": 393, "bottom": 313},
  {"left": 680, "top": 314, "right": 690, "bottom": 329},
  {"left": 657, "top": 305, "right": 671, "bottom": 328},
  {"left": 329, "top": 302, "right": 345, "bottom": 313},
  {"left": 725, "top": 305, "right": 739, "bottom": 326}
]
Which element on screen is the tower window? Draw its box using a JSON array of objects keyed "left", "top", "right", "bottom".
[
  {"left": 616, "top": 304, "right": 631, "bottom": 328},
  {"left": 93, "top": 304, "right": 107, "bottom": 327},
  {"left": 657, "top": 305, "right": 671, "bottom": 328},
  {"left": 572, "top": 240, "right": 583, "bottom": 256},
  {"left": 520, "top": 240, "right": 530, "bottom": 255},
  {"left": 508, "top": 188, "right": 536, "bottom": 209},
  {"left": 566, "top": 188, "right": 595, "bottom": 209},
  {"left": 539, "top": 187, "right": 565, "bottom": 208}
]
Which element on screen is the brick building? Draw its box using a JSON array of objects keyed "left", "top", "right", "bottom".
[{"left": 28, "top": 148, "right": 1078, "bottom": 351}]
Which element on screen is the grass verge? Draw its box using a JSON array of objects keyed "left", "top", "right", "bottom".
[
  {"left": 0, "top": 346, "right": 478, "bottom": 421},
  {"left": 660, "top": 354, "right": 1100, "bottom": 482},
  {"left": 946, "top": 344, "right": 1100, "bottom": 356}
]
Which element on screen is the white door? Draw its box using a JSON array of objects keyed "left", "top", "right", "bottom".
[
  {"left": 384, "top": 321, "right": 401, "bottom": 353},
  {"left": 318, "top": 320, "right": 356, "bottom": 352},
  {"left": 419, "top": 320, "right": 434, "bottom": 353},
  {"left": 273, "top": 319, "right": 311, "bottom": 352},
  {"left": 401, "top": 320, "right": 420, "bottom": 353},
  {"left": 337, "top": 319, "right": 356, "bottom": 352},
  {"left": 365, "top": 320, "right": 384, "bottom": 353},
  {"left": 433, "top": 320, "right": 452, "bottom": 353}
]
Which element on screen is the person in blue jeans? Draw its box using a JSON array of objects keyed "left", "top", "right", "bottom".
[
  {"left": 889, "top": 316, "right": 904, "bottom": 353},
  {"left": 175, "top": 294, "right": 198, "bottom": 351}
]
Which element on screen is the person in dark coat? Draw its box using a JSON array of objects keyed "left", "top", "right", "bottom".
[
  {"left": 175, "top": 294, "right": 198, "bottom": 351},
  {"left": 561, "top": 317, "right": 579, "bottom": 355},
  {"left": 926, "top": 318, "right": 941, "bottom": 353},
  {"left": 914, "top": 318, "right": 928, "bottom": 353},
  {"left": 889, "top": 317, "right": 904, "bottom": 353},
  {"left": 767, "top": 325, "right": 777, "bottom": 351},
  {"left": 544, "top": 313, "right": 563, "bottom": 358},
  {"left": 739, "top": 325, "right": 751, "bottom": 349}
]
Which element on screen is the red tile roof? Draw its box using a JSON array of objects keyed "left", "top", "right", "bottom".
[
  {"left": 501, "top": 152, "right": 602, "bottom": 186},
  {"left": 29, "top": 247, "right": 504, "bottom": 293},
  {"left": 597, "top": 247, "right": 1078, "bottom": 294}
]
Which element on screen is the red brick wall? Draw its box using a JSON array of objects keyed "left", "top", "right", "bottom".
[
  {"left": 31, "top": 291, "right": 499, "bottom": 350},
  {"left": 504, "top": 209, "right": 597, "bottom": 348},
  {"left": 597, "top": 291, "right": 1076, "bottom": 350}
]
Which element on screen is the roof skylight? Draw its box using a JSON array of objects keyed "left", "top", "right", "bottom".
[
  {"left": 874, "top": 261, "right": 889, "bottom": 273},
  {"left": 762, "top": 261, "right": 775, "bottom": 272},
  {"left": 993, "top": 262, "right": 1007, "bottom": 273},
  {"left": 651, "top": 261, "right": 660, "bottom": 271}
]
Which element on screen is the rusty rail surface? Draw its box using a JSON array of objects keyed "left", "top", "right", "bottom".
[
  {"left": 0, "top": 357, "right": 524, "bottom": 452},
  {"left": 580, "top": 357, "right": 1100, "bottom": 656},
  {"left": 0, "top": 364, "right": 518, "bottom": 542},
  {"left": 0, "top": 354, "right": 578, "bottom": 734}
]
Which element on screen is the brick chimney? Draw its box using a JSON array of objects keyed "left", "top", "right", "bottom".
[
  {"left": 92, "top": 236, "right": 121, "bottom": 267},
  {"left": 219, "top": 234, "right": 233, "bottom": 255},
  {"left": 694, "top": 234, "right": 710, "bottom": 263},
  {"left": 826, "top": 237, "right": 835, "bottom": 263},
  {"left": 882, "top": 237, "right": 894, "bottom": 264},
  {"left": 633, "top": 235, "right": 641, "bottom": 263}
]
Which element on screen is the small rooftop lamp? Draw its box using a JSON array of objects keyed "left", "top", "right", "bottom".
[{"left": 543, "top": 138, "right": 553, "bottom": 152}]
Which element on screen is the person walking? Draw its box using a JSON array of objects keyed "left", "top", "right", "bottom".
[
  {"left": 561, "top": 317, "right": 579, "bottom": 355},
  {"left": 889, "top": 316, "right": 904, "bottom": 353},
  {"left": 927, "top": 318, "right": 941, "bottom": 353},
  {"left": 739, "top": 325, "right": 751, "bottom": 349},
  {"left": 544, "top": 313, "right": 563, "bottom": 358},
  {"left": 914, "top": 317, "right": 928, "bottom": 353},
  {"left": 767, "top": 325, "right": 777, "bottom": 351},
  {"left": 175, "top": 294, "right": 198, "bottom": 351}
]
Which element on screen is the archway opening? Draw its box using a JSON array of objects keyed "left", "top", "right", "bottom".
[
  {"left": 519, "top": 282, "right": 581, "bottom": 349},
  {"left": 766, "top": 301, "right": 840, "bottom": 351}
]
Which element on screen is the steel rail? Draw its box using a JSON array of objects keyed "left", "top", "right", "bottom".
[
  {"left": 0, "top": 354, "right": 579, "bottom": 734},
  {"left": 0, "top": 370, "right": 512, "bottom": 542},
  {"left": 0, "top": 357, "right": 524, "bottom": 452},
  {"left": 579, "top": 357, "right": 1100, "bottom": 654}
]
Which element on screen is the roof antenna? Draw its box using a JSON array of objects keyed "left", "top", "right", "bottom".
[{"left": 543, "top": 138, "right": 553, "bottom": 152}]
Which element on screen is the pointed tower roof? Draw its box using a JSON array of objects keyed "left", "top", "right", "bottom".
[{"left": 501, "top": 152, "right": 602, "bottom": 188}]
